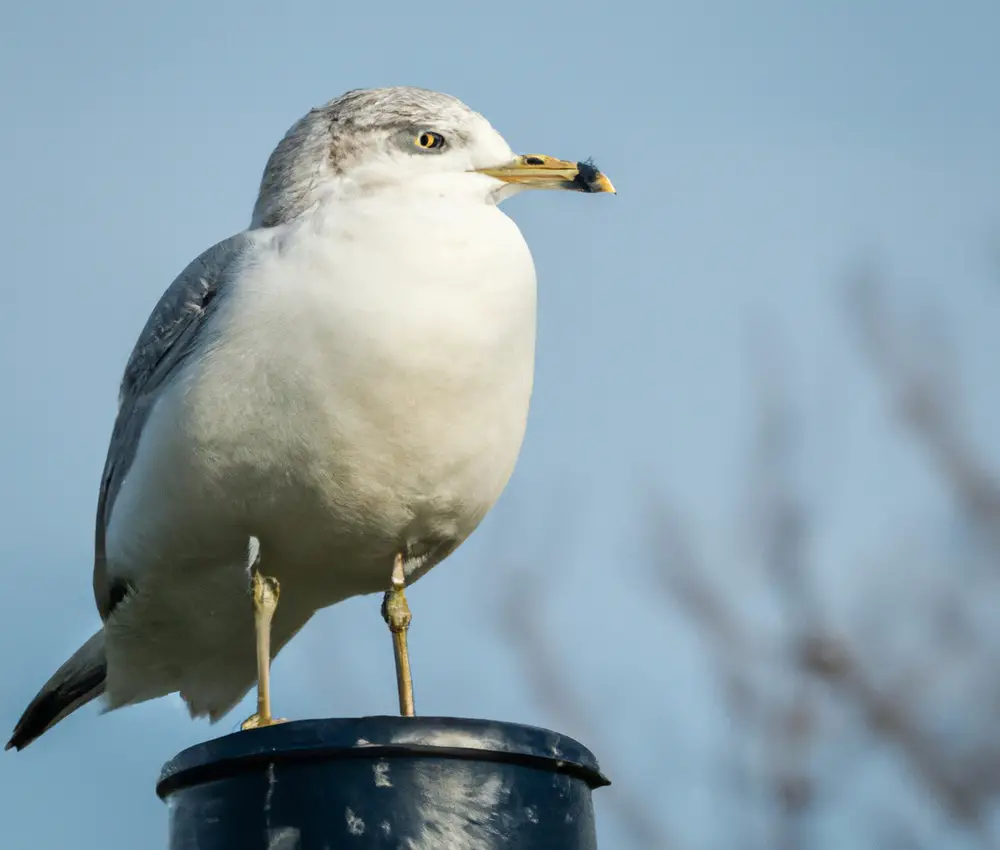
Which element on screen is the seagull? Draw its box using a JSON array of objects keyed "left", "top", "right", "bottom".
[{"left": 6, "top": 86, "right": 614, "bottom": 751}]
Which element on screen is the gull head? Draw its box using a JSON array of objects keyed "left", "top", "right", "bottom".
[{"left": 250, "top": 86, "right": 615, "bottom": 229}]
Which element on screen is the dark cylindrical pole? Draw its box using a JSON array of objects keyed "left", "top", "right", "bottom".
[{"left": 157, "top": 716, "right": 610, "bottom": 849}]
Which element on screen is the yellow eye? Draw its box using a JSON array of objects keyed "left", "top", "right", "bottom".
[{"left": 415, "top": 131, "right": 446, "bottom": 150}]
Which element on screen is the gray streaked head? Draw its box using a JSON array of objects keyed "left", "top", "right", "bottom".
[{"left": 250, "top": 87, "right": 513, "bottom": 228}]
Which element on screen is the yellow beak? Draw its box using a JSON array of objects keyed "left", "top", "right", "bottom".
[{"left": 475, "top": 154, "right": 616, "bottom": 194}]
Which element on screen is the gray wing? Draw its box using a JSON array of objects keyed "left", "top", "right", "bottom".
[{"left": 92, "top": 233, "right": 255, "bottom": 619}]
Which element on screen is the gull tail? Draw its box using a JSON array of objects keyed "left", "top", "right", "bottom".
[{"left": 6, "top": 629, "right": 106, "bottom": 751}]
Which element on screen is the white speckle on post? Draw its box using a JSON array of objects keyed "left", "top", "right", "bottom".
[
  {"left": 266, "top": 827, "right": 299, "bottom": 849},
  {"left": 402, "top": 772, "right": 509, "bottom": 848},
  {"left": 524, "top": 806, "right": 539, "bottom": 824},
  {"left": 345, "top": 807, "right": 365, "bottom": 836},
  {"left": 373, "top": 760, "right": 392, "bottom": 788},
  {"left": 381, "top": 820, "right": 392, "bottom": 836},
  {"left": 264, "top": 763, "right": 277, "bottom": 817}
]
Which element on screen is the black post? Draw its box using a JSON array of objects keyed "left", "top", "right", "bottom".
[{"left": 157, "top": 716, "right": 610, "bottom": 849}]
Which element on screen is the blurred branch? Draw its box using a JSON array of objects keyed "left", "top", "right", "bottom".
[
  {"left": 495, "top": 560, "right": 684, "bottom": 850},
  {"left": 646, "top": 497, "right": 819, "bottom": 850},
  {"left": 647, "top": 505, "right": 759, "bottom": 662},
  {"left": 745, "top": 338, "right": 819, "bottom": 850},
  {"left": 799, "top": 633, "right": 994, "bottom": 837},
  {"left": 488, "top": 253, "right": 1000, "bottom": 850},
  {"left": 846, "top": 266, "right": 1000, "bottom": 542}
]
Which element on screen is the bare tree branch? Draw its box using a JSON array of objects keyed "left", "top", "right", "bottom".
[
  {"left": 846, "top": 266, "right": 1000, "bottom": 541},
  {"left": 495, "top": 560, "right": 685, "bottom": 850},
  {"left": 489, "top": 255, "right": 1000, "bottom": 850}
]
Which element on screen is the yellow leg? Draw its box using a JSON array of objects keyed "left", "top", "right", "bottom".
[
  {"left": 381, "top": 554, "right": 415, "bottom": 717},
  {"left": 241, "top": 541, "right": 287, "bottom": 730}
]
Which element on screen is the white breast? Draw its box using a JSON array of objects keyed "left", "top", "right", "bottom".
[{"left": 106, "top": 190, "right": 537, "bottom": 604}]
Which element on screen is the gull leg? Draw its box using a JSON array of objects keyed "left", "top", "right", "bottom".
[
  {"left": 381, "top": 554, "right": 415, "bottom": 717},
  {"left": 242, "top": 538, "right": 287, "bottom": 730}
]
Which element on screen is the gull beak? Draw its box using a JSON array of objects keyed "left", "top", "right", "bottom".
[{"left": 475, "top": 155, "right": 616, "bottom": 194}]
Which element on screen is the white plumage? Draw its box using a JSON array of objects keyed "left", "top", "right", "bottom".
[
  {"left": 104, "top": 182, "right": 537, "bottom": 716},
  {"left": 7, "top": 86, "right": 613, "bottom": 750}
]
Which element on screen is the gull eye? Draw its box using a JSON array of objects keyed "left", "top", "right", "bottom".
[{"left": 415, "top": 131, "right": 446, "bottom": 150}]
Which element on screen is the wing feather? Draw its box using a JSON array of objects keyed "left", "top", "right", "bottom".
[{"left": 92, "top": 233, "right": 254, "bottom": 619}]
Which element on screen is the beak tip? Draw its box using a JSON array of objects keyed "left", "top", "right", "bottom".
[
  {"left": 583, "top": 175, "right": 616, "bottom": 195},
  {"left": 574, "top": 161, "right": 615, "bottom": 195}
]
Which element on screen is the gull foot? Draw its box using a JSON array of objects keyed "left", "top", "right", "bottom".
[
  {"left": 240, "top": 714, "right": 288, "bottom": 730},
  {"left": 382, "top": 553, "right": 415, "bottom": 717}
]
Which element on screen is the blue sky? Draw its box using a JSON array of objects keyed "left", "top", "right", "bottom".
[{"left": 1, "top": 2, "right": 998, "bottom": 848}]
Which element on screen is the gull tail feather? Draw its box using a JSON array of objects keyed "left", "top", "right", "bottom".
[{"left": 6, "top": 629, "right": 107, "bottom": 751}]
